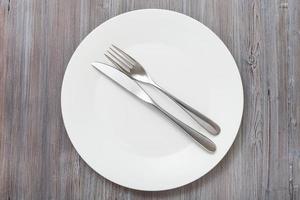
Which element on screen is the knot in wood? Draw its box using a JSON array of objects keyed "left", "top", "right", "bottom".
[{"left": 247, "top": 54, "right": 257, "bottom": 69}]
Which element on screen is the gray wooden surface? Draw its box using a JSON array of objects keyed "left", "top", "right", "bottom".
[{"left": 0, "top": 0, "right": 299, "bottom": 199}]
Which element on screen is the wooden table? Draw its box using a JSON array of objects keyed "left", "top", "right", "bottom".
[{"left": 1, "top": 0, "right": 299, "bottom": 199}]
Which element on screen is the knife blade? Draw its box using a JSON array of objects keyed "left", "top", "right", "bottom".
[{"left": 92, "top": 62, "right": 153, "bottom": 104}]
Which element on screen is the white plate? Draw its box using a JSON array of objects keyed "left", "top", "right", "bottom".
[{"left": 61, "top": 9, "right": 244, "bottom": 191}]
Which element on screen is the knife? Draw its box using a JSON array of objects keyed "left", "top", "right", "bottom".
[{"left": 92, "top": 62, "right": 216, "bottom": 152}]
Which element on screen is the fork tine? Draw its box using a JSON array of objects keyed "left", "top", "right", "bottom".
[
  {"left": 104, "top": 53, "right": 122, "bottom": 70},
  {"left": 109, "top": 47, "right": 135, "bottom": 69},
  {"left": 107, "top": 50, "right": 131, "bottom": 73},
  {"left": 111, "top": 45, "right": 137, "bottom": 65},
  {"left": 105, "top": 52, "right": 130, "bottom": 73}
]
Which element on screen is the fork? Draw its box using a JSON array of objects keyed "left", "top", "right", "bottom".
[{"left": 105, "top": 45, "right": 221, "bottom": 135}]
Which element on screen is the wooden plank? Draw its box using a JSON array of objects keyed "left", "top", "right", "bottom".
[
  {"left": 288, "top": 0, "right": 300, "bottom": 199},
  {"left": 260, "top": 0, "right": 290, "bottom": 198},
  {"left": 0, "top": 0, "right": 9, "bottom": 199}
]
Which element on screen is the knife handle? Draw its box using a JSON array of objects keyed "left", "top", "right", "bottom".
[
  {"left": 152, "top": 103, "right": 216, "bottom": 152},
  {"left": 152, "top": 83, "right": 220, "bottom": 135}
]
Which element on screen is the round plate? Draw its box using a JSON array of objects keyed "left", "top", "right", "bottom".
[{"left": 61, "top": 9, "right": 244, "bottom": 191}]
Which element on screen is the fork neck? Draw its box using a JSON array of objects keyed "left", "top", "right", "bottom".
[
  {"left": 137, "top": 75, "right": 156, "bottom": 86},
  {"left": 147, "top": 77, "right": 157, "bottom": 86}
]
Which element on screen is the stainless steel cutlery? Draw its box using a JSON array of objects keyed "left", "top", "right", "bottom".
[
  {"left": 91, "top": 45, "right": 222, "bottom": 152},
  {"left": 92, "top": 62, "right": 216, "bottom": 152},
  {"left": 105, "top": 45, "right": 220, "bottom": 135}
]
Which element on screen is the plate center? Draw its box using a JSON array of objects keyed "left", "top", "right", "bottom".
[{"left": 92, "top": 43, "right": 197, "bottom": 157}]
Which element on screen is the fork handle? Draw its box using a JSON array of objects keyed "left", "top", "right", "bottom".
[
  {"left": 151, "top": 83, "right": 221, "bottom": 135},
  {"left": 152, "top": 103, "right": 216, "bottom": 152}
]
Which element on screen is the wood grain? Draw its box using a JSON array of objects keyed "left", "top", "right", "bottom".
[{"left": 0, "top": 0, "right": 299, "bottom": 199}]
